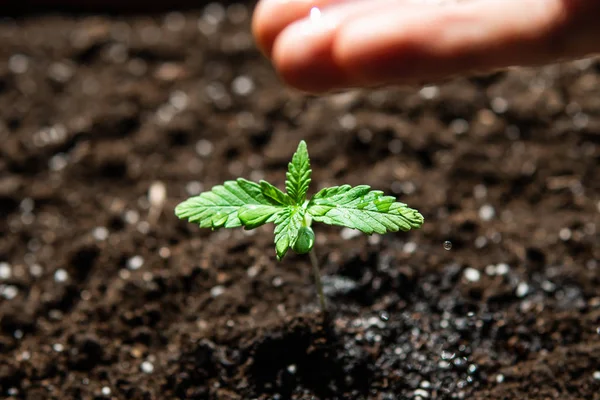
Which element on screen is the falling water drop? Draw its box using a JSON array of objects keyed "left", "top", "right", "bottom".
[{"left": 443, "top": 241, "right": 452, "bottom": 251}]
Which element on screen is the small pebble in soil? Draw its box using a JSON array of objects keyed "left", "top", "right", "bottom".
[
  {"left": 593, "top": 371, "right": 600, "bottom": 380},
  {"left": 473, "top": 184, "right": 487, "bottom": 199},
  {"left": 30, "top": 263, "right": 43, "bottom": 277},
  {"left": 92, "top": 227, "right": 109, "bottom": 241},
  {"left": 541, "top": 280, "right": 557, "bottom": 292},
  {"left": 0, "top": 262, "right": 11, "bottom": 279},
  {"left": 124, "top": 210, "right": 140, "bottom": 225},
  {"left": 140, "top": 361, "right": 154, "bottom": 373},
  {"left": 7, "top": 388, "right": 19, "bottom": 396},
  {"left": 516, "top": 282, "right": 530, "bottom": 298},
  {"left": 53, "top": 343, "right": 64, "bottom": 352},
  {"left": 420, "top": 381, "right": 432, "bottom": 389},
  {"left": 559, "top": 228, "right": 572, "bottom": 241},
  {"left": 231, "top": 75, "right": 254, "bottom": 96},
  {"left": 491, "top": 97, "right": 509, "bottom": 114},
  {"left": 340, "top": 227, "right": 361, "bottom": 240},
  {"left": 419, "top": 85, "right": 439, "bottom": 99},
  {"left": 186, "top": 181, "right": 203, "bottom": 195},
  {"left": 496, "top": 374, "right": 505, "bottom": 383},
  {"left": 443, "top": 241, "right": 452, "bottom": 250},
  {"left": 272, "top": 276, "right": 283, "bottom": 287},
  {"left": 148, "top": 181, "right": 167, "bottom": 209},
  {"left": 169, "top": 90, "right": 189, "bottom": 111},
  {"left": 101, "top": 386, "right": 111, "bottom": 396},
  {"left": 14, "top": 330, "right": 23, "bottom": 339},
  {"left": 403, "top": 242, "right": 417, "bottom": 253},
  {"left": 495, "top": 263, "right": 510, "bottom": 275},
  {"left": 158, "top": 247, "right": 171, "bottom": 259},
  {"left": 388, "top": 139, "right": 403, "bottom": 154},
  {"left": 195, "top": 139, "right": 214, "bottom": 157},
  {"left": 9, "top": 53, "right": 29, "bottom": 74},
  {"left": 450, "top": 118, "right": 469, "bottom": 135},
  {"left": 127, "top": 255, "right": 144, "bottom": 270},
  {"left": 474, "top": 236, "right": 487, "bottom": 248},
  {"left": 210, "top": 285, "right": 225, "bottom": 297},
  {"left": 463, "top": 268, "right": 481, "bottom": 282},
  {"left": 54, "top": 269, "right": 69, "bottom": 283},
  {"left": 479, "top": 204, "right": 495, "bottom": 221},
  {"left": 287, "top": 364, "right": 297, "bottom": 374}
]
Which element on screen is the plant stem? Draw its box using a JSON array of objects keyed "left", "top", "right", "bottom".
[{"left": 309, "top": 250, "right": 327, "bottom": 313}]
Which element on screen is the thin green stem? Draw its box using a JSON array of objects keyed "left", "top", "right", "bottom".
[{"left": 309, "top": 250, "right": 327, "bottom": 313}]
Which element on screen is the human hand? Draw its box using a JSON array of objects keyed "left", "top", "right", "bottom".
[{"left": 252, "top": 0, "right": 600, "bottom": 93}]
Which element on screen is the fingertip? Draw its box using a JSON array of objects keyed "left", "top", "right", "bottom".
[
  {"left": 272, "top": 22, "right": 338, "bottom": 93},
  {"left": 251, "top": 0, "right": 278, "bottom": 57}
]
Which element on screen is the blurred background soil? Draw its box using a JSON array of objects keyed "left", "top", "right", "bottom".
[{"left": 0, "top": 2, "right": 599, "bottom": 399}]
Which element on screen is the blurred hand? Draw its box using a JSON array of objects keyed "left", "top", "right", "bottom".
[{"left": 252, "top": 0, "right": 600, "bottom": 93}]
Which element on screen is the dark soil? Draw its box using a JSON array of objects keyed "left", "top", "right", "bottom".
[{"left": 1, "top": 3, "right": 600, "bottom": 400}]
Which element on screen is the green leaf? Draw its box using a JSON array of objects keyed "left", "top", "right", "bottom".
[
  {"left": 273, "top": 206, "right": 305, "bottom": 260},
  {"left": 238, "top": 205, "right": 284, "bottom": 229},
  {"left": 307, "top": 185, "right": 424, "bottom": 234},
  {"left": 260, "top": 180, "right": 293, "bottom": 206},
  {"left": 175, "top": 178, "right": 283, "bottom": 229},
  {"left": 285, "top": 140, "right": 311, "bottom": 205}
]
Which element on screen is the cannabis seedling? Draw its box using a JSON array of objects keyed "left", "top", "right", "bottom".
[{"left": 175, "top": 141, "right": 424, "bottom": 312}]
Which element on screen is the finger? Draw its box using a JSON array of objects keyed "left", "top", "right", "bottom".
[
  {"left": 252, "top": 0, "right": 345, "bottom": 57},
  {"left": 272, "top": 0, "right": 600, "bottom": 93},
  {"left": 335, "top": 0, "right": 600, "bottom": 88},
  {"left": 271, "top": 0, "right": 415, "bottom": 92}
]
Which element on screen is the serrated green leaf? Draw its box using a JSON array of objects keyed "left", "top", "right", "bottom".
[
  {"left": 273, "top": 206, "right": 305, "bottom": 260},
  {"left": 307, "top": 184, "right": 424, "bottom": 234},
  {"left": 260, "top": 180, "right": 293, "bottom": 206},
  {"left": 285, "top": 140, "right": 311, "bottom": 205},
  {"left": 175, "top": 178, "right": 284, "bottom": 229}
]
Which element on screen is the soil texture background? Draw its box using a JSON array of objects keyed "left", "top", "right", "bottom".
[{"left": 0, "top": 3, "right": 599, "bottom": 399}]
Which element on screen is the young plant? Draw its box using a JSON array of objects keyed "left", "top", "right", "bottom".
[{"left": 175, "top": 141, "right": 424, "bottom": 312}]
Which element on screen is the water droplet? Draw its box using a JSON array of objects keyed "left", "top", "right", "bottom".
[{"left": 443, "top": 241, "right": 452, "bottom": 251}]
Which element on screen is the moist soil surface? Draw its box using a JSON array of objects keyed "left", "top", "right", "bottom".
[{"left": 1, "top": 3, "right": 600, "bottom": 400}]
